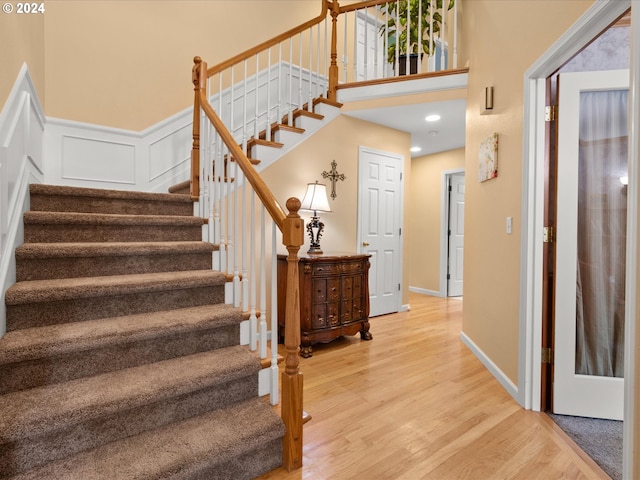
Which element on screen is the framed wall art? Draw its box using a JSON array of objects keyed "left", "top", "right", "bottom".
[{"left": 478, "top": 133, "right": 499, "bottom": 182}]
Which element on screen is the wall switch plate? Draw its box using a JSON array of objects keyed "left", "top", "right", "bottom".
[{"left": 506, "top": 216, "right": 512, "bottom": 234}]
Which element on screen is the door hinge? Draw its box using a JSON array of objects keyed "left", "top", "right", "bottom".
[
  {"left": 398, "top": 283, "right": 401, "bottom": 291},
  {"left": 545, "top": 105, "right": 558, "bottom": 122},
  {"left": 542, "top": 347, "right": 553, "bottom": 364},
  {"left": 447, "top": 273, "right": 451, "bottom": 280},
  {"left": 543, "top": 226, "right": 555, "bottom": 243},
  {"left": 399, "top": 227, "right": 402, "bottom": 236}
]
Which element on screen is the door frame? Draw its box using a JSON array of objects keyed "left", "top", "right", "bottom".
[
  {"left": 357, "top": 145, "right": 405, "bottom": 315},
  {"left": 440, "top": 168, "right": 465, "bottom": 297},
  {"left": 519, "top": 0, "right": 636, "bottom": 477}
]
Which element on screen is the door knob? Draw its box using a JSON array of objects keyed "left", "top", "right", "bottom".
[{"left": 362, "top": 242, "right": 370, "bottom": 247}]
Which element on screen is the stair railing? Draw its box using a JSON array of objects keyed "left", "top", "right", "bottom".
[
  {"left": 193, "top": 56, "right": 305, "bottom": 472},
  {"left": 189, "top": 0, "right": 462, "bottom": 471}
]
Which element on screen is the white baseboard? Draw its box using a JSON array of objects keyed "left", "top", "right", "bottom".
[
  {"left": 409, "top": 286, "right": 443, "bottom": 297},
  {"left": 460, "top": 331, "right": 520, "bottom": 403}
]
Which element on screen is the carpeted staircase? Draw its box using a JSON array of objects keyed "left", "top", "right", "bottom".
[{"left": 0, "top": 184, "right": 285, "bottom": 479}]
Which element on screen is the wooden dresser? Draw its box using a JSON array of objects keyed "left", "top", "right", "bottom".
[{"left": 277, "top": 253, "right": 372, "bottom": 358}]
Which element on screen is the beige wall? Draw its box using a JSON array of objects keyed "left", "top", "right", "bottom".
[
  {"left": 462, "top": 0, "right": 594, "bottom": 383},
  {"left": 409, "top": 148, "right": 465, "bottom": 293},
  {"left": 262, "top": 115, "right": 412, "bottom": 306},
  {"left": 42, "top": 1, "right": 322, "bottom": 130},
  {"left": 0, "top": 10, "right": 44, "bottom": 109}
]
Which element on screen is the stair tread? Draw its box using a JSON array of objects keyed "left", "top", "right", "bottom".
[
  {"left": 15, "top": 241, "right": 217, "bottom": 259},
  {"left": 24, "top": 211, "right": 205, "bottom": 226},
  {"left": 0, "top": 345, "right": 260, "bottom": 442},
  {"left": 5, "top": 270, "right": 227, "bottom": 305},
  {"left": 9, "top": 397, "right": 284, "bottom": 480},
  {"left": 0, "top": 304, "right": 242, "bottom": 364},
  {"left": 30, "top": 184, "right": 193, "bottom": 204}
]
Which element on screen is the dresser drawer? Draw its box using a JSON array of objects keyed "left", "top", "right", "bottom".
[{"left": 311, "top": 302, "right": 339, "bottom": 329}]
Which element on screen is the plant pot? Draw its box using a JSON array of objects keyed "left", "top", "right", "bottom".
[{"left": 398, "top": 53, "right": 421, "bottom": 76}]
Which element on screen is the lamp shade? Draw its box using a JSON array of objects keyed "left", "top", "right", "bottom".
[{"left": 300, "top": 181, "right": 331, "bottom": 213}]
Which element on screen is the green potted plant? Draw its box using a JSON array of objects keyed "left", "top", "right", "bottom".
[{"left": 379, "top": 0, "right": 455, "bottom": 75}]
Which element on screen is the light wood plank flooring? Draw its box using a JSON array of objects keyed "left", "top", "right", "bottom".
[{"left": 260, "top": 293, "right": 609, "bottom": 480}]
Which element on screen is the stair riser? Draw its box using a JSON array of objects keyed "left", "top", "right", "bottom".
[
  {"left": 0, "top": 375, "right": 258, "bottom": 477},
  {"left": 30, "top": 195, "right": 193, "bottom": 217},
  {"left": 16, "top": 252, "right": 213, "bottom": 281},
  {"left": 187, "top": 439, "right": 283, "bottom": 480},
  {"left": 6, "top": 286, "right": 225, "bottom": 331},
  {"left": 24, "top": 224, "right": 203, "bottom": 243},
  {"left": 0, "top": 324, "right": 240, "bottom": 394}
]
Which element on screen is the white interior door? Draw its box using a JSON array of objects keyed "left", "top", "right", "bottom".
[
  {"left": 358, "top": 147, "right": 403, "bottom": 317},
  {"left": 447, "top": 173, "right": 465, "bottom": 297},
  {"left": 554, "top": 69, "right": 629, "bottom": 420}
]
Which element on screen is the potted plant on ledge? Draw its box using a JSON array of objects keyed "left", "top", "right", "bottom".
[{"left": 379, "top": 0, "right": 455, "bottom": 75}]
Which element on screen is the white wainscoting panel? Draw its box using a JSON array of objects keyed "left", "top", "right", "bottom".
[{"left": 61, "top": 135, "right": 136, "bottom": 184}]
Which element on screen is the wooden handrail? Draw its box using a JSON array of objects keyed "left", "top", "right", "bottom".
[
  {"left": 206, "top": 0, "right": 332, "bottom": 77},
  {"left": 194, "top": 57, "right": 287, "bottom": 230},
  {"left": 338, "top": 0, "right": 392, "bottom": 13}
]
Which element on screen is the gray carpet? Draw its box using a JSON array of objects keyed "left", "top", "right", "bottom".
[{"left": 548, "top": 413, "right": 622, "bottom": 480}]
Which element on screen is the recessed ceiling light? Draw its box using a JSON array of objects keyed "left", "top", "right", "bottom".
[
  {"left": 429, "top": 131, "right": 439, "bottom": 136},
  {"left": 425, "top": 114, "right": 441, "bottom": 122},
  {"left": 410, "top": 146, "right": 422, "bottom": 152}
]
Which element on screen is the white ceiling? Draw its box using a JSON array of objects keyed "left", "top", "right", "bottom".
[{"left": 343, "top": 98, "right": 467, "bottom": 158}]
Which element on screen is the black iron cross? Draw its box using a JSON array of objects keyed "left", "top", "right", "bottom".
[{"left": 322, "top": 160, "right": 345, "bottom": 199}]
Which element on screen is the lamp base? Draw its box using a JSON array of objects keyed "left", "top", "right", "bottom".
[{"left": 306, "top": 215, "right": 325, "bottom": 256}]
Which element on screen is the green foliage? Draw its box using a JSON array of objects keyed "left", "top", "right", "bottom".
[{"left": 379, "top": 0, "right": 455, "bottom": 64}]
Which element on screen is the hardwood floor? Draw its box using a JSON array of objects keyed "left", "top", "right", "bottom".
[{"left": 260, "top": 293, "right": 609, "bottom": 480}]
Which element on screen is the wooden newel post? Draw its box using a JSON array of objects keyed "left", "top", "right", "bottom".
[
  {"left": 328, "top": 0, "right": 340, "bottom": 102},
  {"left": 191, "top": 56, "right": 207, "bottom": 201},
  {"left": 281, "top": 197, "right": 305, "bottom": 471}
]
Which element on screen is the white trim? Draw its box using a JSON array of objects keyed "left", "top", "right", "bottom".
[
  {"left": 0, "top": 63, "right": 45, "bottom": 336},
  {"left": 623, "top": 4, "right": 639, "bottom": 477},
  {"left": 440, "top": 168, "right": 465, "bottom": 298},
  {"left": 409, "top": 286, "right": 441, "bottom": 297},
  {"left": 460, "top": 331, "right": 519, "bottom": 401},
  {"left": 337, "top": 72, "right": 468, "bottom": 103}
]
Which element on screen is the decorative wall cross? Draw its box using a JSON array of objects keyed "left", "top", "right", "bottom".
[{"left": 322, "top": 160, "right": 345, "bottom": 199}]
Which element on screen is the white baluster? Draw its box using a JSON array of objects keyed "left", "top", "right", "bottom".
[
  {"left": 278, "top": 43, "right": 283, "bottom": 124},
  {"left": 453, "top": 0, "right": 458, "bottom": 68},
  {"left": 406, "top": 0, "right": 410, "bottom": 75},
  {"left": 440, "top": 0, "right": 446, "bottom": 70},
  {"left": 242, "top": 60, "right": 248, "bottom": 155},
  {"left": 249, "top": 190, "right": 257, "bottom": 351},
  {"left": 308, "top": 26, "right": 313, "bottom": 112},
  {"left": 395, "top": 4, "right": 400, "bottom": 76},
  {"left": 270, "top": 221, "right": 279, "bottom": 405},
  {"left": 428, "top": 0, "right": 435, "bottom": 72},
  {"left": 298, "top": 32, "right": 303, "bottom": 110},
  {"left": 241, "top": 172, "right": 248, "bottom": 314},
  {"left": 267, "top": 48, "right": 272, "bottom": 140},
  {"left": 353, "top": 10, "right": 358, "bottom": 81},
  {"left": 259, "top": 206, "right": 267, "bottom": 359},
  {"left": 288, "top": 37, "right": 294, "bottom": 126},
  {"left": 255, "top": 53, "right": 260, "bottom": 138},
  {"left": 217, "top": 75, "right": 226, "bottom": 275},
  {"left": 417, "top": 0, "right": 422, "bottom": 74},
  {"left": 343, "top": 10, "right": 348, "bottom": 83},
  {"left": 316, "top": 22, "right": 321, "bottom": 99}
]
